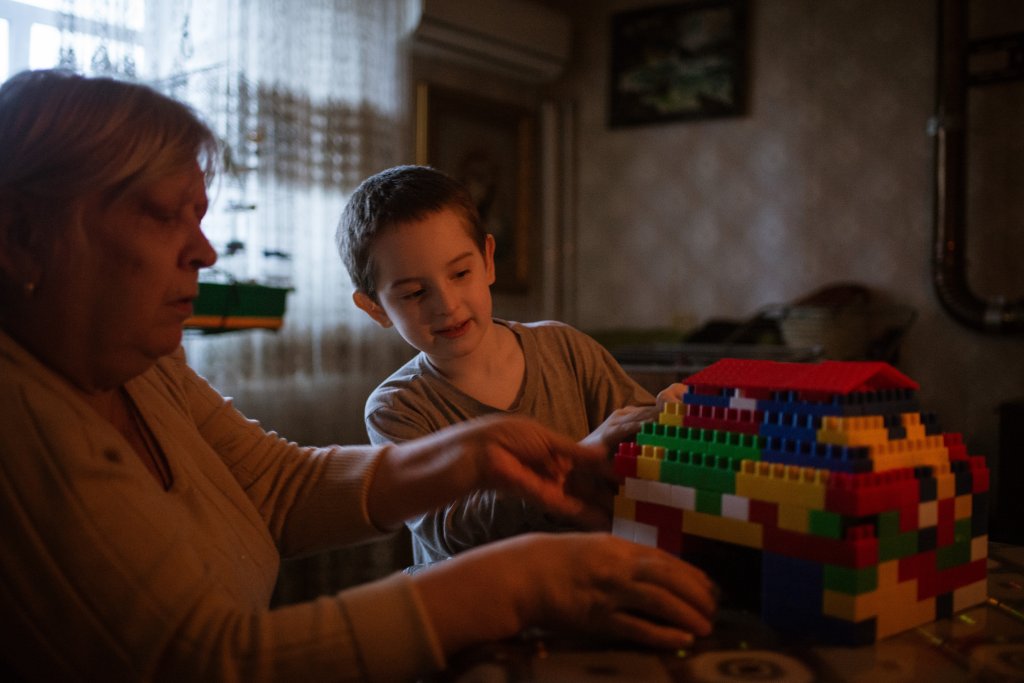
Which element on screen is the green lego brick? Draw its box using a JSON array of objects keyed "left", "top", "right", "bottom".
[
  {"left": 637, "top": 422, "right": 682, "bottom": 450},
  {"left": 824, "top": 563, "right": 878, "bottom": 595},
  {"left": 638, "top": 425, "right": 762, "bottom": 462},
  {"left": 877, "top": 510, "right": 900, "bottom": 538},
  {"left": 937, "top": 539, "right": 972, "bottom": 570},
  {"left": 878, "top": 530, "right": 918, "bottom": 562},
  {"left": 696, "top": 488, "right": 722, "bottom": 515},
  {"left": 809, "top": 508, "right": 843, "bottom": 539},
  {"left": 659, "top": 451, "right": 738, "bottom": 494},
  {"left": 953, "top": 518, "right": 972, "bottom": 544}
]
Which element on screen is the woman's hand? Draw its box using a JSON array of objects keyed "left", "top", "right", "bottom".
[
  {"left": 414, "top": 532, "right": 718, "bottom": 656},
  {"left": 368, "top": 415, "right": 609, "bottom": 530}
]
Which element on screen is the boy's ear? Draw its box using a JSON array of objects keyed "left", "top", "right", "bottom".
[
  {"left": 484, "top": 234, "right": 496, "bottom": 286},
  {"left": 352, "top": 290, "right": 393, "bottom": 328}
]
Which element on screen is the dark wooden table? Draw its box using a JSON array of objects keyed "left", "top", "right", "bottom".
[{"left": 430, "top": 542, "right": 1024, "bottom": 682}]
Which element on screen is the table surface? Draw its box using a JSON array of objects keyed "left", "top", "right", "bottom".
[{"left": 431, "top": 543, "right": 1024, "bottom": 683}]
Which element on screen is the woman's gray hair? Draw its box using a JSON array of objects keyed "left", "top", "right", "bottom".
[{"left": 0, "top": 69, "right": 219, "bottom": 205}]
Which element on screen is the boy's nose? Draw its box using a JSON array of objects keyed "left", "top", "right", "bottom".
[{"left": 433, "top": 284, "right": 459, "bottom": 315}]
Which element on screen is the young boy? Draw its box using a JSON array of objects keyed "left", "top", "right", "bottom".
[{"left": 337, "top": 165, "right": 665, "bottom": 564}]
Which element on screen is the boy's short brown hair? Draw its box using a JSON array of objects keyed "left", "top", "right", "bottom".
[{"left": 337, "top": 165, "right": 484, "bottom": 301}]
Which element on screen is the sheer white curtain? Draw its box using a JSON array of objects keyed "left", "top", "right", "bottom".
[
  {"left": 58, "top": 0, "right": 420, "bottom": 595},
  {"left": 59, "top": 0, "right": 416, "bottom": 444}
]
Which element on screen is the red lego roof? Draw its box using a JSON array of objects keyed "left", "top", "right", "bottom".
[{"left": 683, "top": 358, "right": 919, "bottom": 394}]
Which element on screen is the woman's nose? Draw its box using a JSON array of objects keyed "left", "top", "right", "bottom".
[{"left": 183, "top": 225, "right": 218, "bottom": 270}]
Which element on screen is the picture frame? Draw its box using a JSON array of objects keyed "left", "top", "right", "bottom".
[
  {"left": 415, "top": 83, "right": 535, "bottom": 293},
  {"left": 609, "top": 0, "right": 749, "bottom": 127}
]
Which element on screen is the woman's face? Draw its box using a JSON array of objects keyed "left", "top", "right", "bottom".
[{"left": 39, "top": 162, "right": 217, "bottom": 390}]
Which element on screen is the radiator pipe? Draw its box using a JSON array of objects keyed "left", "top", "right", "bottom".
[{"left": 932, "top": 0, "right": 1024, "bottom": 333}]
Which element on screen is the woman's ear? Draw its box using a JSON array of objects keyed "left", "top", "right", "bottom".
[
  {"left": 352, "top": 290, "right": 393, "bottom": 328},
  {"left": 0, "top": 199, "right": 43, "bottom": 288}
]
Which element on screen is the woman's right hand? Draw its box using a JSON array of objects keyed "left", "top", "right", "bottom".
[
  {"left": 368, "top": 415, "right": 610, "bottom": 530},
  {"left": 413, "top": 532, "right": 717, "bottom": 658}
]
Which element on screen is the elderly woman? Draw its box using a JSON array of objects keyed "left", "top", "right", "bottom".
[{"left": 0, "top": 69, "right": 715, "bottom": 682}]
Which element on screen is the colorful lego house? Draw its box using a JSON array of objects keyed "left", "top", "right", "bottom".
[{"left": 612, "top": 358, "right": 990, "bottom": 646}]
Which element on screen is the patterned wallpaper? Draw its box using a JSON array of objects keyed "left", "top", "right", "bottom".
[{"left": 548, "top": 0, "right": 1023, "bottom": 475}]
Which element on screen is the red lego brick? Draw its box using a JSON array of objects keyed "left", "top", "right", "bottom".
[
  {"left": 825, "top": 468, "right": 919, "bottom": 517},
  {"left": 969, "top": 456, "right": 989, "bottom": 493},
  {"left": 683, "top": 358, "right": 919, "bottom": 395},
  {"left": 764, "top": 525, "right": 878, "bottom": 568},
  {"left": 635, "top": 502, "right": 683, "bottom": 555},
  {"left": 749, "top": 499, "right": 779, "bottom": 527},
  {"left": 917, "top": 558, "right": 986, "bottom": 600},
  {"left": 613, "top": 442, "right": 639, "bottom": 480}
]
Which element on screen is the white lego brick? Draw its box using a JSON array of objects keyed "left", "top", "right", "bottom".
[
  {"left": 670, "top": 484, "right": 697, "bottom": 511},
  {"left": 721, "top": 493, "right": 750, "bottom": 521}
]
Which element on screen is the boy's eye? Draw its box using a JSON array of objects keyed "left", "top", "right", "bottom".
[
  {"left": 453, "top": 269, "right": 471, "bottom": 279},
  {"left": 400, "top": 288, "right": 426, "bottom": 301}
]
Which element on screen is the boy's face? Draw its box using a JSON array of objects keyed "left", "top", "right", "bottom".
[{"left": 353, "top": 207, "right": 496, "bottom": 362}]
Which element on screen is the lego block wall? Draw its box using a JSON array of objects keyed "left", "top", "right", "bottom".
[{"left": 612, "top": 358, "right": 989, "bottom": 645}]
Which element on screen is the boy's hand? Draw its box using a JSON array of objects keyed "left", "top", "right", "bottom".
[
  {"left": 581, "top": 405, "right": 660, "bottom": 454},
  {"left": 656, "top": 382, "right": 687, "bottom": 410}
]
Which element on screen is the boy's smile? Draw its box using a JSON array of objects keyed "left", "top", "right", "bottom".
[{"left": 354, "top": 207, "right": 498, "bottom": 369}]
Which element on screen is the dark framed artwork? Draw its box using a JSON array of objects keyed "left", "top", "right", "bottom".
[
  {"left": 609, "top": 0, "right": 749, "bottom": 127},
  {"left": 415, "top": 83, "right": 534, "bottom": 293}
]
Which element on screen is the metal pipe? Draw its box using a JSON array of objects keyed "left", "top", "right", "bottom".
[{"left": 932, "top": 0, "right": 1024, "bottom": 333}]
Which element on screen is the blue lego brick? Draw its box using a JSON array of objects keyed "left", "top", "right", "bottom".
[
  {"left": 815, "top": 615, "right": 878, "bottom": 647},
  {"left": 952, "top": 460, "right": 973, "bottom": 496},
  {"left": 935, "top": 592, "right": 953, "bottom": 620},
  {"left": 920, "top": 412, "right": 943, "bottom": 436},
  {"left": 683, "top": 392, "right": 731, "bottom": 408},
  {"left": 761, "top": 552, "right": 823, "bottom": 635},
  {"left": 761, "top": 437, "right": 873, "bottom": 474},
  {"left": 760, "top": 410, "right": 821, "bottom": 442},
  {"left": 918, "top": 526, "right": 938, "bottom": 552},
  {"left": 916, "top": 467, "right": 938, "bottom": 501},
  {"left": 971, "top": 492, "right": 989, "bottom": 536}
]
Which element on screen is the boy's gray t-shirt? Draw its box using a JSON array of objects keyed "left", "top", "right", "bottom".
[{"left": 363, "top": 318, "right": 655, "bottom": 564}]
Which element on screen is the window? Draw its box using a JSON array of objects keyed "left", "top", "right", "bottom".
[
  {"left": 0, "top": 0, "right": 144, "bottom": 79},
  {"left": 0, "top": 18, "right": 9, "bottom": 81}
]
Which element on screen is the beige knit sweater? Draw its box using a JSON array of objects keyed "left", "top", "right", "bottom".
[{"left": 0, "top": 330, "right": 444, "bottom": 682}]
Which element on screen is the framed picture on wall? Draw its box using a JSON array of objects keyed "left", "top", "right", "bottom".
[
  {"left": 415, "top": 83, "right": 535, "bottom": 293},
  {"left": 609, "top": 0, "right": 749, "bottom": 127}
]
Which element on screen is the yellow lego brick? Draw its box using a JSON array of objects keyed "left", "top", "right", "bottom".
[
  {"left": 734, "top": 460, "right": 828, "bottom": 510},
  {"left": 681, "top": 509, "right": 763, "bottom": 549},
  {"left": 659, "top": 401, "right": 684, "bottom": 427},
  {"left": 637, "top": 446, "right": 662, "bottom": 481},
  {"left": 952, "top": 579, "right": 987, "bottom": 613},
  {"left": 823, "top": 560, "right": 935, "bottom": 637},
  {"left": 822, "top": 560, "right": 898, "bottom": 621},
  {"left": 933, "top": 463, "right": 956, "bottom": 500},
  {"left": 614, "top": 492, "right": 636, "bottom": 521},
  {"left": 870, "top": 437, "right": 950, "bottom": 472},
  {"left": 900, "top": 413, "right": 927, "bottom": 441},
  {"left": 777, "top": 503, "right": 809, "bottom": 534},
  {"left": 818, "top": 415, "right": 890, "bottom": 448},
  {"left": 919, "top": 500, "right": 938, "bottom": 527},
  {"left": 875, "top": 593, "right": 936, "bottom": 640},
  {"left": 954, "top": 494, "right": 972, "bottom": 520},
  {"left": 971, "top": 535, "right": 988, "bottom": 562}
]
